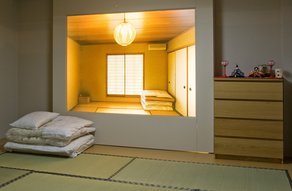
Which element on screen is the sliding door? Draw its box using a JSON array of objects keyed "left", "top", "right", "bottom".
[
  {"left": 168, "top": 51, "right": 176, "bottom": 97},
  {"left": 175, "top": 48, "right": 187, "bottom": 116},
  {"left": 187, "top": 45, "right": 196, "bottom": 117}
]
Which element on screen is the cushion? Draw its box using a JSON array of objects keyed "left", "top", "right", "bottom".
[{"left": 10, "top": 111, "right": 59, "bottom": 129}]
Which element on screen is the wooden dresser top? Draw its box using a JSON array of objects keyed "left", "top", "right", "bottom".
[{"left": 214, "top": 77, "right": 283, "bottom": 82}]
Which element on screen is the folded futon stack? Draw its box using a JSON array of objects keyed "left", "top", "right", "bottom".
[
  {"left": 4, "top": 111, "right": 95, "bottom": 157},
  {"left": 141, "top": 90, "right": 175, "bottom": 111}
]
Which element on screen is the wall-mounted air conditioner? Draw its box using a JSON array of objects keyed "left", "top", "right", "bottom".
[{"left": 148, "top": 43, "right": 167, "bottom": 51}]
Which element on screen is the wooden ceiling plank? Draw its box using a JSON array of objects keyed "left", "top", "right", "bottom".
[{"left": 68, "top": 9, "right": 195, "bottom": 44}]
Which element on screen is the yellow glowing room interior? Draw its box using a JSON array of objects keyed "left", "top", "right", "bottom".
[{"left": 67, "top": 9, "right": 196, "bottom": 117}]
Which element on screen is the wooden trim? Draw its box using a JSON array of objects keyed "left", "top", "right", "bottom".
[
  {"left": 215, "top": 116, "right": 283, "bottom": 121},
  {"left": 215, "top": 154, "right": 283, "bottom": 163},
  {"left": 214, "top": 77, "right": 283, "bottom": 82},
  {"left": 215, "top": 98, "right": 283, "bottom": 102},
  {"left": 0, "top": 138, "right": 6, "bottom": 153},
  {"left": 215, "top": 135, "right": 283, "bottom": 141}
]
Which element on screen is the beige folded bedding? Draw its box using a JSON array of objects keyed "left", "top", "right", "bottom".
[
  {"left": 141, "top": 100, "right": 174, "bottom": 111},
  {"left": 141, "top": 100, "right": 173, "bottom": 107},
  {"left": 4, "top": 134, "right": 95, "bottom": 158},
  {"left": 6, "top": 127, "right": 96, "bottom": 147},
  {"left": 141, "top": 90, "right": 175, "bottom": 102},
  {"left": 142, "top": 96, "right": 175, "bottom": 102}
]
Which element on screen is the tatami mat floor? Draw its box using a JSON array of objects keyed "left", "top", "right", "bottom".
[
  {"left": 70, "top": 102, "right": 180, "bottom": 116},
  {"left": 84, "top": 144, "right": 292, "bottom": 177},
  {"left": 1, "top": 139, "right": 292, "bottom": 177}
]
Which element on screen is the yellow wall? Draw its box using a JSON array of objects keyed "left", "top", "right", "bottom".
[
  {"left": 167, "top": 27, "right": 195, "bottom": 52},
  {"left": 80, "top": 43, "right": 167, "bottom": 102},
  {"left": 67, "top": 38, "right": 81, "bottom": 110}
]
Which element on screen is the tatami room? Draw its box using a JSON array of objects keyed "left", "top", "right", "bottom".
[
  {"left": 1, "top": 0, "right": 292, "bottom": 191},
  {"left": 67, "top": 9, "right": 196, "bottom": 117}
]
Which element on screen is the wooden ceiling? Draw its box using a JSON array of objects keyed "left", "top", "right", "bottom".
[{"left": 68, "top": 9, "right": 195, "bottom": 45}]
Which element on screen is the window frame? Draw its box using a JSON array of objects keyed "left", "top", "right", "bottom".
[{"left": 106, "top": 53, "right": 145, "bottom": 97}]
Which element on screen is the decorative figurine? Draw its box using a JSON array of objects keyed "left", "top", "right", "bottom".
[
  {"left": 230, "top": 65, "right": 245, "bottom": 77},
  {"left": 248, "top": 66, "right": 265, "bottom": 78},
  {"left": 275, "top": 68, "right": 283, "bottom": 78},
  {"left": 221, "top": 60, "right": 229, "bottom": 77},
  {"left": 267, "top": 60, "right": 275, "bottom": 77},
  {"left": 258, "top": 64, "right": 269, "bottom": 76}
]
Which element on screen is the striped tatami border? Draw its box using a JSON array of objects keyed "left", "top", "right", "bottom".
[
  {"left": 1, "top": 151, "right": 291, "bottom": 191},
  {"left": 0, "top": 153, "right": 209, "bottom": 191}
]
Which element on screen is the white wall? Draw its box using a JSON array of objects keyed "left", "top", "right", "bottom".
[
  {"left": 0, "top": 0, "right": 18, "bottom": 137},
  {"left": 53, "top": 0, "right": 214, "bottom": 152},
  {"left": 214, "top": 0, "right": 282, "bottom": 76},
  {"left": 18, "top": 0, "right": 53, "bottom": 116},
  {"left": 0, "top": 0, "right": 53, "bottom": 138},
  {"left": 214, "top": 0, "right": 292, "bottom": 157},
  {"left": 1, "top": 0, "right": 291, "bottom": 154},
  {"left": 281, "top": 0, "right": 292, "bottom": 157}
]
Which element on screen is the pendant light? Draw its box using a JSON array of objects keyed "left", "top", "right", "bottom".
[{"left": 114, "top": 13, "right": 136, "bottom": 46}]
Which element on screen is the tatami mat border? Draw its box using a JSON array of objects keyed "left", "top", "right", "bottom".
[
  {"left": 0, "top": 167, "right": 32, "bottom": 189},
  {"left": 285, "top": 170, "right": 292, "bottom": 188},
  {"left": 1, "top": 152, "right": 291, "bottom": 191},
  {"left": 84, "top": 152, "right": 289, "bottom": 171},
  {"left": 85, "top": 152, "right": 292, "bottom": 188},
  {"left": 107, "top": 178, "right": 209, "bottom": 191},
  {"left": 108, "top": 158, "right": 136, "bottom": 179},
  {"left": 0, "top": 156, "right": 208, "bottom": 191}
]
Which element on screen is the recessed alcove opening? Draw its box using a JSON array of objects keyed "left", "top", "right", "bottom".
[
  {"left": 67, "top": 9, "right": 196, "bottom": 117},
  {"left": 53, "top": 0, "right": 214, "bottom": 151}
]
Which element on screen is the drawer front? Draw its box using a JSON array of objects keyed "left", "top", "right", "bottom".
[
  {"left": 214, "top": 118, "right": 283, "bottom": 140},
  {"left": 215, "top": 137, "right": 283, "bottom": 159},
  {"left": 214, "top": 100, "right": 283, "bottom": 120},
  {"left": 214, "top": 81, "right": 283, "bottom": 100}
]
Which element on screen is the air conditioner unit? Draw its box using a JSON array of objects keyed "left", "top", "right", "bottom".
[{"left": 148, "top": 43, "right": 167, "bottom": 51}]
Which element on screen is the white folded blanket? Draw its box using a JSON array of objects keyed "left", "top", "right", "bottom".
[
  {"left": 40, "top": 116, "right": 93, "bottom": 139},
  {"left": 141, "top": 90, "right": 175, "bottom": 102},
  {"left": 141, "top": 100, "right": 173, "bottom": 107},
  {"left": 6, "top": 127, "right": 95, "bottom": 147},
  {"left": 4, "top": 134, "right": 95, "bottom": 158},
  {"left": 6, "top": 115, "right": 95, "bottom": 147},
  {"left": 141, "top": 90, "right": 173, "bottom": 98},
  {"left": 141, "top": 99, "right": 174, "bottom": 111},
  {"left": 142, "top": 105, "right": 174, "bottom": 111}
]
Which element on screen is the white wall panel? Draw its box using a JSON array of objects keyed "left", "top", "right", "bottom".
[{"left": 53, "top": 0, "right": 214, "bottom": 151}]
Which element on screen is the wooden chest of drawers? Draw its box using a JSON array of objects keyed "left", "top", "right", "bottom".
[{"left": 214, "top": 78, "right": 284, "bottom": 163}]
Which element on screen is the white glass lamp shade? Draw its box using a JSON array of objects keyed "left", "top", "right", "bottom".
[{"left": 114, "top": 21, "right": 136, "bottom": 46}]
